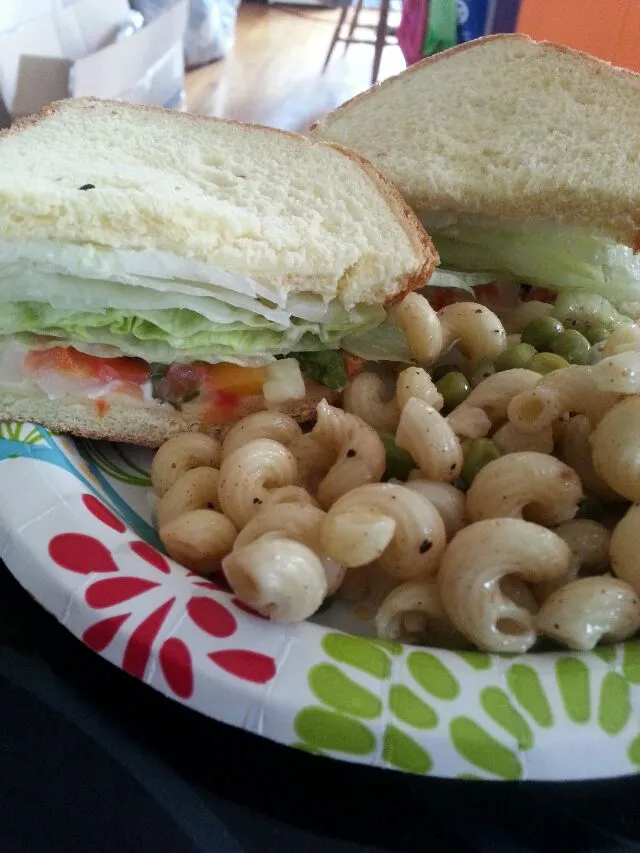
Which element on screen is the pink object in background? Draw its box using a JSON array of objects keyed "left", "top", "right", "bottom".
[{"left": 398, "top": 0, "right": 429, "bottom": 65}]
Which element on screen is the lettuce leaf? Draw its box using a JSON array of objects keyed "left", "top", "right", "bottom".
[
  {"left": 429, "top": 222, "right": 640, "bottom": 304},
  {"left": 0, "top": 300, "right": 386, "bottom": 365},
  {"left": 342, "top": 322, "right": 412, "bottom": 362}
]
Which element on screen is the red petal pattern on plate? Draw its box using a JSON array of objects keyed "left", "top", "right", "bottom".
[
  {"left": 81, "top": 494, "right": 126, "bottom": 533},
  {"left": 231, "top": 598, "right": 268, "bottom": 620},
  {"left": 49, "top": 533, "right": 118, "bottom": 575},
  {"left": 159, "top": 638, "right": 193, "bottom": 698},
  {"left": 122, "top": 598, "right": 175, "bottom": 679},
  {"left": 82, "top": 613, "right": 130, "bottom": 652},
  {"left": 85, "top": 577, "right": 159, "bottom": 608},
  {"left": 187, "top": 596, "right": 237, "bottom": 638},
  {"left": 208, "top": 649, "right": 276, "bottom": 684},
  {"left": 129, "top": 540, "right": 170, "bottom": 574}
]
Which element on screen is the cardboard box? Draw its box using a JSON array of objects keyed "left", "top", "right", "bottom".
[{"left": 0, "top": 0, "right": 188, "bottom": 127}]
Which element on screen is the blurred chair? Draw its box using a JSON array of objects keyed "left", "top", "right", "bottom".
[{"left": 322, "top": 0, "right": 398, "bottom": 84}]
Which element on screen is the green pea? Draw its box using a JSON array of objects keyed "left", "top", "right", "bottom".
[
  {"left": 526, "top": 352, "right": 570, "bottom": 374},
  {"left": 584, "top": 323, "right": 611, "bottom": 345},
  {"left": 461, "top": 439, "right": 502, "bottom": 486},
  {"left": 521, "top": 316, "right": 564, "bottom": 351},
  {"left": 380, "top": 434, "right": 415, "bottom": 482},
  {"left": 436, "top": 371, "right": 471, "bottom": 411},
  {"left": 550, "top": 330, "right": 591, "bottom": 365},
  {"left": 470, "top": 357, "right": 495, "bottom": 387},
  {"left": 494, "top": 343, "right": 537, "bottom": 372},
  {"left": 431, "top": 363, "right": 459, "bottom": 383}
]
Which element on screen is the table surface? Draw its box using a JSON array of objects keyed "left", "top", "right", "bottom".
[{"left": 2, "top": 565, "right": 640, "bottom": 853}]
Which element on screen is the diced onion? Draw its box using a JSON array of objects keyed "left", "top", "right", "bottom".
[{"left": 263, "top": 359, "right": 306, "bottom": 405}]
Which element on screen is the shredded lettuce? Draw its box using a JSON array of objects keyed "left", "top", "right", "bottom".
[
  {"left": 429, "top": 222, "right": 640, "bottom": 304},
  {"left": 427, "top": 268, "right": 496, "bottom": 293},
  {"left": 342, "top": 323, "right": 412, "bottom": 362},
  {"left": 0, "top": 300, "right": 385, "bottom": 365}
]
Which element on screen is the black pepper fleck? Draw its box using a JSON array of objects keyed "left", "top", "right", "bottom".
[
  {"left": 78, "top": 183, "right": 95, "bottom": 191},
  {"left": 253, "top": 497, "right": 262, "bottom": 505},
  {"left": 419, "top": 539, "right": 432, "bottom": 554},
  {"left": 346, "top": 448, "right": 357, "bottom": 457}
]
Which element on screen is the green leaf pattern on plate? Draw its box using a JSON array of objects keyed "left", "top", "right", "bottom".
[{"left": 293, "top": 634, "right": 640, "bottom": 778}]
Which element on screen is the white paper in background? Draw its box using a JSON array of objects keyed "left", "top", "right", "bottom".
[
  {"left": 0, "top": 0, "right": 59, "bottom": 35},
  {"left": 71, "top": 0, "right": 188, "bottom": 103}
]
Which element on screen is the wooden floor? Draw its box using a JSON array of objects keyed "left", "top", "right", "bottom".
[{"left": 185, "top": 1, "right": 404, "bottom": 132}]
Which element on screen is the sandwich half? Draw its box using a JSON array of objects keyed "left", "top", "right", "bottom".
[
  {"left": 0, "top": 98, "right": 436, "bottom": 446},
  {"left": 311, "top": 35, "right": 640, "bottom": 307}
]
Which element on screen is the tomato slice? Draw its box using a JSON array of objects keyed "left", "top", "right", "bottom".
[
  {"left": 25, "top": 347, "right": 150, "bottom": 385},
  {"left": 24, "top": 347, "right": 267, "bottom": 408}
]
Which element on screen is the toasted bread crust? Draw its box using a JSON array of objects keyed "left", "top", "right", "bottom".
[
  {"left": 0, "top": 383, "right": 340, "bottom": 447},
  {"left": 3, "top": 98, "right": 437, "bottom": 301}
]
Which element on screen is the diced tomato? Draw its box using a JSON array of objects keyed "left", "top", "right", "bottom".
[
  {"left": 523, "top": 286, "right": 557, "bottom": 304},
  {"left": 201, "top": 390, "right": 242, "bottom": 425},
  {"left": 24, "top": 346, "right": 266, "bottom": 408},
  {"left": 423, "top": 287, "right": 473, "bottom": 311},
  {"left": 344, "top": 355, "right": 365, "bottom": 378},
  {"left": 25, "top": 347, "right": 149, "bottom": 385},
  {"left": 94, "top": 400, "right": 110, "bottom": 419}
]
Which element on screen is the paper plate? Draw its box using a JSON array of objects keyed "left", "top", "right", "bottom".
[{"left": 1, "top": 421, "right": 640, "bottom": 781}]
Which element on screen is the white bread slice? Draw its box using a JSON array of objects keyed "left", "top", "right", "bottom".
[
  {"left": 0, "top": 383, "right": 340, "bottom": 447},
  {"left": 310, "top": 35, "right": 640, "bottom": 248},
  {"left": 0, "top": 98, "right": 437, "bottom": 307}
]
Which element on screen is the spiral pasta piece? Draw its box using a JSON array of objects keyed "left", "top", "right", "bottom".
[
  {"left": 536, "top": 518, "right": 611, "bottom": 602},
  {"left": 446, "top": 405, "right": 492, "bottom": 440},
  {"left": 611, "top": 503, "right": 640, "bottom": 595},
  {"left": 343, "top": 371, "right": 399, "bottom": 433},
  {"left": 507, "top": 366, "right": 620, "bottom": 434},
  {"left": 465, "top": 369, "right": 541, "bottom": 425},
  {"left": 438, "top": 518, "right": 571, "bottom": 653},
  {"left": 466, "top": 452, "right": 582, "bottom": 526},
  {"left": 311, "top": 399, "right": 386, "bottom": 508},
  {"left": 321, "top": 483, "right": 446, "bottom": 580},
  {"left": 559, "top": 414, "right": 621, "bottom": 502},
  {"left": 375, "top": 579, "right": 469, "bottom": 647},
  {"left": 160, "top": 509, "right": 237, "bottom": 576},
  {"left": 438, "top": 301, "right": 507, "bottom": 367},
  {"left": 223, "top": 535, "right": 327, "bottom": 622},
  {"left": 388, "top": 292, "right": 443, "bottom": 364},
  {"left": 492, "top": 422, "right": 554, "bottom": 455},
  {"left": 151, "top": 433, "right": 221, "bottom": 497},
  {"left": 221, "top": 411, "right": 302, "bottom": 460},
  {"left": 218, "top": 438, "right": 298, "bottom": 528},
  {"left": 535, "top": 576, "right": 640, "bottom": 651},
  {"left": 234, "top": 503, "right": 344, "bottom": 595},
  {"left": 590, "top": 397, "right": 640, "bottom": 502},
  {"left": 396, "top": 397, "right": 462, "bottom": 483},
  {"left": 403, "top": 478, "right": 467, "bottom": 539},
  {"left": 395, "top": 366, "right": 444, "bottom": 411},
  {"left": 156, "top": 467, "right": 221, "bottom": 529}
]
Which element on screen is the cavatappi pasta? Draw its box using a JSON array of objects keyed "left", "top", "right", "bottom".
[{"left": 149, "top": 286, "right": 640, "bottom": 650}]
